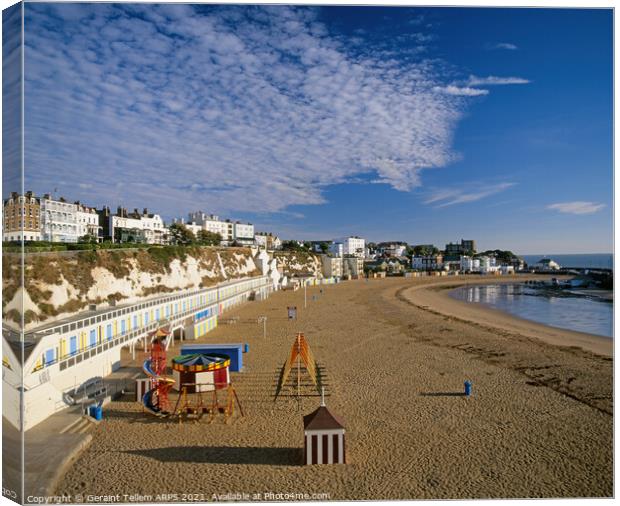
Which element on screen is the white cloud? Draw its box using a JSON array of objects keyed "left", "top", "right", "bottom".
[
  {"left": 547, "top": 201, "right": 605, "bottom": 215},
  {"left": 433, "top": 85, "right": 489, "bottom": 97},
  {"left": 494, "top": 42, "right": 518, "bottom": 50},
  {"left": 22, "top": 4, "right": 489, "bottom": 219},
  {"left": 466, "top": 75, "right": 530, "bottom": 86},
  {"left": 424, "top": 182, "right": 515, "bottom": 207}
]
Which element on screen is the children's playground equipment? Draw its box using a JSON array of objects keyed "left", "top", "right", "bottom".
[
  {"left": 180, "top": 343, "right": 248, "bottom": 372},
  {"left": 274, "top": 333, "right": 323, "bottom": 400},
  {"left": 142, "top": 328, "right": 175, "bottom": 416},
  {"left": 171, "top": 353, "right": 231, "bottom": 393},
  {"left": 171, "top": 353, "right": 243, "bottom": 423}
]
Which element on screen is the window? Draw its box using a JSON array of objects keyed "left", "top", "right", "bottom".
[
  {"left": 69, "top": 336, "right": 77, "bottom": 355},
  {"left": 45, "top": 348, "right": 55, "bottom": 365},
  {"left": 89, "top": 329, "right": 97, "bottom": 347}
]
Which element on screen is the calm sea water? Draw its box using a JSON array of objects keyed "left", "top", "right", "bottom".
[
  {"left": 450, "top": 284, "right": 613, "bottom": 338},
  {"left": 522, "top": 253, "right": 613, "bottom": 270}
]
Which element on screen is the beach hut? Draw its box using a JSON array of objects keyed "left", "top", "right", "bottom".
[
  {"left": 303, "top": 398, "right": 346, "bottom": 465},
  {"left": 135, "top": 378, "right": 151, "bottom": 402}
]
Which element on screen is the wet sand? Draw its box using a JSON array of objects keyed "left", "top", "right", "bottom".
[{"left": 55, "top": 276, "right": 613, "bottom": 500}]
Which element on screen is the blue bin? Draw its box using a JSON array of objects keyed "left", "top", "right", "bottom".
[
  {"left": 464, "top": 381, "right": 472, "bottom": 397},
  {"left": 89, "top": 405, "right": 103, "bottom": 420},
  {"left": 244, "top": 343, "right": 249, "bottom": 353}
]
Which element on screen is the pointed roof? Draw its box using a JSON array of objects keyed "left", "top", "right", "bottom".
[{"left": 303, "top": 406, "right": 345, "bottom": 431}]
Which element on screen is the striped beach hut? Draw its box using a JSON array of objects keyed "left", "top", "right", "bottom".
[
  {"left": 171, "top": 353, "right": 230, "bottom": 393},
  {"left": 303, "top": 401, "right": 346, "bottom": 465},
  {"left": 135, "top": 378, "right": 151, "bottom": 402}
]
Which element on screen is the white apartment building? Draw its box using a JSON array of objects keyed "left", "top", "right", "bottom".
[
  {"left": 40, "top": 196, "right": 80, "bottom": 243},
  {"left": 328, "top": 242, "right": 344, "bottom": 257},
  {"left": 378, "top": 243, "right": 407, "bottom": 257},
  {"left": 171, "top": 218, "right": 205, "bottom": 238},
  {"left": 76, "top": 204, "right": 101, "bottom": 240},
  {"left": 186, "top": 211, "right": 254, "bottom": 246},
  {"left": 342, "top": 256, "right": 364, "bottom": 278},
  {"left": 412, "top": 254, "right": 444, "bottom": 271},
  {"left": 233, "top": 222, "right": 255, "bottom": 246},
  {"left": 255, "top": 232, "right": 282, "bottom": 250},
  {"left": 460, "top": 256, "right": 480, "bottom": 272},
  {"left": 535, "top": 258, "right": 561, "bottom": 271},
  {"left": 185, "top": 222, "right": 204, "bottom": 236},
  {"left": 140, "top": 211, "right": 167, "bottom": 245},
  {"left": 479, "top": 256, "right": 498, "bottom": 274},
  {"left": 188, "top": 212, "right": 233, "bottom": 244},
  {"left": 336, "top": 236, "right": 366, "bottom": 258},
  {"left": 321, "top": 255, "right": 343, "bottom": 278},
  {"left": 500, "top": 265, "right": 515, "bottom": 275},
  {"left": 107, "top": 208, "right": 168, "bottom": 244}
]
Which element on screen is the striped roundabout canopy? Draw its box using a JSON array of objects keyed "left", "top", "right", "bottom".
[{"left": 171, "top": 353, "right": 230, "bottom": 372}]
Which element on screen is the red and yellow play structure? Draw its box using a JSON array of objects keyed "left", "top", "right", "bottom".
[{"left": 140, "top": 326, "right": 243, "bottom": 422}]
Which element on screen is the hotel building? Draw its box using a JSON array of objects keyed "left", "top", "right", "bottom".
[
  {"left": 2, "top": 191, "right": 41, "bottom": 242},
  {"left": 40, "top": 195, "right": 80, "bottom": 243}
]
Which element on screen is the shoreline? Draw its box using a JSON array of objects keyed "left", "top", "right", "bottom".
[
  {"left": 448, "top": 282, "right": 612, "bottom": 338},
  {"left": 398, "top": 276, "right": 612, "bottom": 357}
]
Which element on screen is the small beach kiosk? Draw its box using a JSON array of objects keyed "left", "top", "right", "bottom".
[{"left": 303, "top": 399, "right": 346, "bottom": 465}]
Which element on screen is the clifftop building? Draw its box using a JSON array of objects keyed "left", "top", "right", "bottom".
[
  {"left": 99, "top": 206, "right": 168, "bottom": 244},
  {"left": 40, "top": 194, "right": 80, "bottom": 243},
  {"left": 330, "top": 236, "right": 365, "bottom": 258},
  {"left": 178, "top": 211, "right": 255, "bottom": 246},
  {"left": 255, "top": 232, "right": 282, "bottom": 250},
  {"left": 3, "top": 191, "right": 41, "bottom": 242}
]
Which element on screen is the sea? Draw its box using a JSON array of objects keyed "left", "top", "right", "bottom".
[
  {"left": 450, "top": 284, "right": 613, "bottom": 338},
  {"left": 521, "top": 253, "right": 613, "bottom": 270}
]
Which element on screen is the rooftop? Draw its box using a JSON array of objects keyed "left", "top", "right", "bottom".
[{"left": 303, "top": 405, "right": 345, "bottom": 431}]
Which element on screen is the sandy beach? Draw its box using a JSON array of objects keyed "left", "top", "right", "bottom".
[{"left": 54, "top": 276, "right": 613, "bottom": 500}]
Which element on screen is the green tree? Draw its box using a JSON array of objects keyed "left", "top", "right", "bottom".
[
  {"left": 197, "top": 230, "right": 222, "bottom": 246},
  {"left": 282, "top": 240, "right": 308, "bottom": 251},
  {"left": 78, "top": 234, "right": 98, "bottom": 244},
  {"left": 168, "top": 223, "right": 196, "bottom": 245}
]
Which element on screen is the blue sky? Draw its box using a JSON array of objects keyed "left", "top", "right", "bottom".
[{"left": 9, "top": 4, "right": 613, "bottom": 253}]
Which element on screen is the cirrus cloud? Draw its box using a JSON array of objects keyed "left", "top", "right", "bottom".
[
  {"left": 466, "top": 75, "right": 531, "bottom": 86},
  {"left": 424, "top": 182, "right": 515, "bottom": 207},
  {"left": 494, "top": 42, "right": 518, "bottom": 50},
  {"left": 433, "top": 85, "right": 489, "bottom": 97},
  {"left": 547, "top": 201, "right": 605, "bottom": 215}
]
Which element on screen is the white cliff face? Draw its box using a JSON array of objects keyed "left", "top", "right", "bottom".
[
  {"left": 268, "top": 258, "right": 281, "bottom": 290},
  {"left": 274, "top": 251, "right": 322, "bottom": 277},
  {"left": 4, "top": 247, "right": 322, "bottom": 331},
  {"left": 255, "top": 249, "right": 270, "bottom": 275}
]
